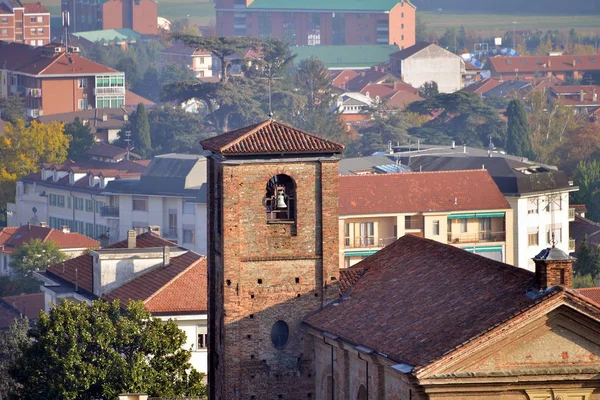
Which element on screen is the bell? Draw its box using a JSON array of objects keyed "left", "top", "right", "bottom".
[{"left": 276, "top": 192, "right": 287, "bottom": 209}]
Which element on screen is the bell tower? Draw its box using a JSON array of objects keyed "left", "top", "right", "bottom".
[{"left": 202, "top": 120, "right": 343, "bottom": 400}]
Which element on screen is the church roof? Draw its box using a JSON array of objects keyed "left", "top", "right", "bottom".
[
  {"left": 199, "top": 120, "right": 344, "bottom": 156},
  {"left": 306, "top": 235, "right": 548, "bottom": 370}
]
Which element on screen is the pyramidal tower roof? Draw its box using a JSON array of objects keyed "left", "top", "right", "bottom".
[{"left": 199, "top": 119, "right": 344, "bottom": 157}]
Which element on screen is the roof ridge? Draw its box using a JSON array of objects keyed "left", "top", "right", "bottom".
[
  {"left": 143, "top": 254, "right": 205, "bottom": 305},
  {"left": 219, "top": 120, "right": 271, "bottom": 152},
  {"left": 338, "top": 169, "right": 490, "bottom": 177}
]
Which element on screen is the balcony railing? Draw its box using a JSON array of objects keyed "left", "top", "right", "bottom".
[
  {"left": 569, "top": 238, "right": 576, "bottom": 252},
  {"left": 26, "top": 87, "right": 42, "bottom": 97},
  {"left": 26, "top": 108, "right": 41, "bottom": 118},
  {"left": 100, "top": 206, "right": 119, "bottom": 217},
  {"left": 447, "top": 231, "right": 506, "bottom": 244},
  {"left": 344, "top": 237, "right": 396, "bottom": 249},
  {"left": 405, "top": 220, "right": 423, "bottom": 230},
  {"left": 94, "top": 86, "right": 125, "bottom": 95},
  {"left": 164, "top": 228, "right": 178, "bottom": 238}
]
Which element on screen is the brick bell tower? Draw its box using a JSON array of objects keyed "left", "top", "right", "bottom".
[{"left": 201, "top": 120, "right": 344, "bottom": 400}]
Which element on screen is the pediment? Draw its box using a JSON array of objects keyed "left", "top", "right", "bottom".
[{"left": 424, "top": 304, "right": 600, "bottom": 379}]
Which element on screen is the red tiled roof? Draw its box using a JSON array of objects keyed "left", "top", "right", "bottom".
[
  {"left": 0, "top": 302, "right": 20, "bottom": 330},
  {"left": 305, "top": 235, "right": 540, "bottom": 369},
  {"left": 338, "top": 267, "right": 365, "bottom": 294},
  {"left": 578, "top": 287, "right": 600, "bottom": 306},
  {"left": 23, "top": 2, "right": 49, "bottom": 13},
  {"left": 331, "top": 70, "right": 359, "bottom": 89},
  {"left": 200, "top": 119, "right": 345, "bottom": 156},
  {"left": 489, "top": 54, "right": 600, "bottom": 74},
  {"left": 125, "top": 90, "right": 155, "bottom": 107},
  {"left": 461, "top": 77, "right": 502, "bottom": 94},
  {"left": 549, "top": 85, "right": 600, "bottom": 107},
  {"left": 0, "top": 225, "right": 98, "bottom": 254},
  {"left": 386, "top": 90, "right": 422, "bottom": 109},
  {"left": 346, "top": 70, "right": 396, "bottom": 92},
  {"left": 1, "top": 292, "right": 45, "bottom": 321},
  {"left": 338, "top": 170, "right": 510, "bottom": 216},
  {"left": 105, "top": 252, "right": 207, "bottom": 314},
  {"left": 360, "top": 83, "right": 396, "bottom": 99}
]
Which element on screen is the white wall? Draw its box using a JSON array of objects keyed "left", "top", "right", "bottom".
[
  {"left": 158, "top": 315, "right": 208, "bottom": 375},
  {"left": 401, "top": 45, "right": 463, "bottom": 93}
]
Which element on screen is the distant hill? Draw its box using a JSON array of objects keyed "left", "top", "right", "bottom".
[{"left": 411, "top": 0, "right": 600, "bottom": 15}]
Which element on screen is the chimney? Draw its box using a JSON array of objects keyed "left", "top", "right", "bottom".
[
  {"left": 593, "top": 89, "right": 598, "bottom": 102},
  {"left": 580, "top": 90, "right": 585, "bottom": 102},
  {"left": 102, "top": 114, "right": 108, "bottom": 122},
  {"left": 573, "top": 58, "right": 576, "bottom": 67},
  {"left": 123, "top": 113, "right": 128, "bottom": 121},
  {"left": 62, "top": 225, "right": 70, "bottom": 233},
  {"left": 40, "top": 222, "right": 47, "bottom": 227},
  {"left": 163, "top": 246, "right": 170, "bottom": 267},
  {"left": 127, "top": 230, "right": 136, "bottom": 249},
  {"left": 533, "top": 247, "right": 575, "bottom": 290},
  {"left": 547, "top": 60, "right": 551, "bottom": 67}
]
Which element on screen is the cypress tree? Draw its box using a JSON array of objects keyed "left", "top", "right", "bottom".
[
  {"left": 133, "top": 103, "right": 151, "bottom": 157},
  {"left": 506, "top": 99, "right": 533, "bottom": 159}
]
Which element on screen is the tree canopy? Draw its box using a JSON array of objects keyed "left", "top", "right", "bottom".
[
  {"left": 9, "top": 239, "right": 67, "bottom": 276},
  {"left": 12, "top": 299, "right": 205, "bottom": 400},
  {"left": 573, "top": 160, "right": 600, "bottom": 223},
  {"left": 505, "top": 99, "right": 534, "bottom": 159},
  {"left": 132, "top": 103, "right": 151, "bottom": 157},
  {"left": 65, "top": 117, "right": 96, "bottom": 161},
  {"left": 0, "top": 316, "right": 29, "bottom": 399}
]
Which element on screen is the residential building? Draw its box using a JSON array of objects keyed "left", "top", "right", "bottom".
[
  {"left": 569, "top": 213, "right": 600, "bottom": 252},
  {"left": 389, "top": 42, "right": 465, "bottom": 93},
  {"left": 339, "top": 170, "right": 514, "bottom": 268},
  {"left": 344, "top": 68, "right": 399, "bottom": 92},
  {"left": 306, "top": 235, "right": 600, "bottom": 399},
  {"left": 0, "top": 0, "right": 50, "bottom": 46},
  {"left": 6, "top": 144, "right": 148, "bottom": 242},
  {"left": 215, "top": 0, "right": 416, "bottom": 47},
  {"left": 333, "top": 92, "right": 373, "bottom": 121},
  {"left": 549, "top": 85, "right": 600, "bottom": 118},
  {"left": 160, "top": 43, "right": 214, "bottom": 79},
  {"left": 35, "top": 231, "right": 208, "bottom": 374},
  {"left": 0, "top": 292, "right": 44, "bottom": 329},
  {"left": 0, "top": 224, "right": 99, "bottom": 276},
  {"left": 359, "top": 81, "right": 422, "bottom": 109},
  {"left": 70, "top": 28, "right": 145, "bottom": 48},
  {"left": 488, "top": 54, "right": 600, "bottom": 81},
  {"left": 292, "top": 45, "right": 399, "bottom": 71},
  {"left": 0, "top": 41, "right": 126, "bottom": 117},
  {"left": 102, "top": 154, "right": 207, "bottom": 255},
  {"left": 39, "top": 107, "right": 131, "bottom": 143},
  {"left": 408, "top": 156, "right": 578, "bottom": 271},
  {"left": 61, "top": 0, "right": 157, "bottom": 35}
]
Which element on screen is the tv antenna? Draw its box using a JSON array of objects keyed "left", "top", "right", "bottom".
[{"left": 62, "top": 11, "right": 70, "bottom": 50}]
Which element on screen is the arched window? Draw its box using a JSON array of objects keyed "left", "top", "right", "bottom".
[
  {"left": 265, "top": 174, "right": 296, "bottom": 222},
  {"left": 270, "top": 320, "right": 289, "bottom": 348},
  {"left": 357, "top": 385, "right": 367, "bottom": 400}
]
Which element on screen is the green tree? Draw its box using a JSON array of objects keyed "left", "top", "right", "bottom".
[
  {"left": 10, "top": 239, "right": 67, "bottom": 276},
  {"left": 160, "top": 62, "right": 196, "bottom": 85},
  {"left": 132, "top": 103, "right": 151, "bottom": 156},
  {"left": 0, "top": 94, "right": 26, "bottom": 124},
  {"left": 65, "top": 117, "right": 96, "bottom": 161},
  {"left": 505, "top": 99, "right": 534, "bottom": 159},
  {"left": 294, "top": 57, "right": 332, "bottom": 113},
  {"left": 12, "top": 299, "right": 205, "bottom": 400},
  {"left": 0, "top": 317, "right": 29, "bottom": 399},
  {"left": 133, "top": 64, "right": 161, "bottom": 103},
  {"left": 573, "top": 160, "right": 600, "bottom": 223},
  {"left": 573, "top": 273, "right": 596, "bottom": 288},
  {"left": 418, "top": 81, "right": 439, "bottom": 99},
  {"left": 115, "top": 56, "right": 140, "bottom": 89},
  {"left": 147, "top": 106, "right": 207, "bottom": 154}
]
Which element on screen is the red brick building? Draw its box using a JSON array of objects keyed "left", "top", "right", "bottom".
[
  {"left": 215, "top": 0, "right": 416, "bottom": 48},
  {"left": 61, "top": 0, "right": 157, "bottom": 35},
  {"left": 0, "top": 0, "right": 50, "bottom": 46},
  {"left": 0, "top": 41, "right": 126, "bottom": 117}
]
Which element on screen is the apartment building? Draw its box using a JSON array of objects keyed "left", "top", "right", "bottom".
[
  {"left": 61, "top": 0, "right": 157, "bottom": 35},
  {"left": 215, "top": 0, "right": 416, "bottom": 48},
  {"left": 0, "top": 0, "right": 50, "bottom": 46},
  {"left": 339, "top": 170, "right": 514, "bottom": 268},
  {"left": 0, "top": 41, "right": 126, "bottom": 116},
  {"left": 102, "top": 154, "right": 208, "bottom": 255},
  {"left": 6, "top": 144, "right": 148, "bottom": 242}
]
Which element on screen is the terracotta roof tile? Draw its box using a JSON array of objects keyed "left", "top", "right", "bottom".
[
  {"left": 23, "top": 2, "right": 48, "bottom": 13},
  {"left": 339, "top": 267, "right": 366, "bottom": 294},
  {"left": 125, "top": 90, "right": 155, "bottom": 107},
  {"left": 0, "top": 225, "right": 98, "bottom": 254},
  {"left": 461, "top": 78, "right": 502, "bottom": 94},
  {"left": 578, "top": 287, "right": 600, "bottom": 306},
  {"left": 305, "top": 235, "right": 538, "bottom": 369},
  {"left": 200, "top": 119, "right": 344, "bottom": 156},
  {"left": 0, "top": 301, "right": 20, "bottom": 329},
  {"left": 331, "top": 70, "right": 359, "bottom": 89},
  {"left": 46, "top": 255, "right": 94, "bottom": 293},
  {"left": 339, "top": 170, "right": 510, "bottom": 216},
  {"left": 1, "top": 292, "right": 45, "bottom": 321},
  {"left": 490, "top": 54, "right": 600, "bottom": 74}
]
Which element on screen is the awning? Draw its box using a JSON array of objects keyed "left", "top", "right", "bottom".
[
  {"left": 464, "top": 246, "right": 504, "bottom": 253},
  {"left": 345, "top": 250, "right": 378, "bottom": 257},
  {"left": 475, "top": 212, "right": 506, "bottom": 218},
  {"left": 447, "top": 213, "right": 476, "bottom": 219}
]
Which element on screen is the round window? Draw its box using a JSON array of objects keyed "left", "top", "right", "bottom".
[{"left": 271, "top": 320, "right": 289, "bottom": 348}]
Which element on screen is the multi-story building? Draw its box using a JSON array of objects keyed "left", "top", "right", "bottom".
[
  {"left": 339, "top": 170, "right": 514, "bottom": 268},
  {"left": 0, "top": 0, "right": 50, "bottom": 46},
  {"left": 102, "top": 154, "right": 208, "bottom": 255},
  {"left": 6, "top": 144, "right": 148, "bottom": 242},
  {"left": 0, "top": 41, "right": 126, "bottom": 116},
  {"left": 215, "top": 0, "right": 416, "bottom": 48},
  {"left": 160, "top": 43, "right": 214, "bottom": 79},
  {"left": 61, "top": 0, "right": 157, "bottom": 35},
  {"left": 488, "top": 54, "right": 600, "bottom": 82}
]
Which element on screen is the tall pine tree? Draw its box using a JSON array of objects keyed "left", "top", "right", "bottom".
[
  {"left": 133, "top": 103, "right": 151, "bottom": 157},
  {"left": 506, "top": 99, "right": 534, "bottom": 160}
]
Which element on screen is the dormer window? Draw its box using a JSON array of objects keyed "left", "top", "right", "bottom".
[
  {"left": 69, "top": 171, "right": 74, "bottom": 184},
  {"left": 265, "top": 175, "right": 295, "bottom": 222}
]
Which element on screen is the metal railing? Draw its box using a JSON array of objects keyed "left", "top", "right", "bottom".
[
  {"left": 447, "top": 231, "right": 506, "bottom": 244},
  {"left": 100, "top": 206, "right": 119, "bottom": 217},
  {"left": 95, "top": 86, "right": 125, "bottom": 95},
  {"left": 404, "top": 220, "right": 423, "bottom": 230},
  {"left": 344, "top": 237, "right": 396, "bottom": 249}
]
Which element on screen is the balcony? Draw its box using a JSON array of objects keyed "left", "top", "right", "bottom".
[
  {"left": 447, "top": 231, "right": 506, "bottom": 244},
  {"left": 26, "top": 108, "right": 41, "bottom": 118},
  {"left": 404, "top": 218, "right": 423, "bottom": 230},
  {"left": 94, "top": 86, "right": 125, "bottom": 95},
  {"left": 26, "top": 87, "right": 42, "bottom": 98},
  {"left": 344, "top": 236, "right": 396, "bottom": 249},
  {"left": 164, "top": 228, "right": 178, "bottom": 238},
  {"left": 100, "top": 206, "right": 119, "bottom": 217}
]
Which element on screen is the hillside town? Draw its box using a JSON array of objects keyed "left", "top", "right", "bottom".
[{"left": 1, "top": 0, "right": 600, "bottom": 398}]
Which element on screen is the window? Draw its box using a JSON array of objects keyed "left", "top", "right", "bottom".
[
  {"left": 57, "top": 195, "right": 65, "bottom": 208},
  {"left": 265, "top": 174, "right": 295, "bottom": 222},
  {"left": 37, "top": 39, "right": 43, "bottom": 46},
  {"left": 30, "top": 17, "right": 36, "bottom": 23},
  {"left": 37, "top": 16, "right": 43, "bottom": 23},
  {"left": 528, "top": 198, "right": 539, "bottom": 214},
  {"left": 30, "top": 40, "right": 36, "bottom": 45},
  {"left": 78, "top": 98, "right": 88, "bottom": 110},
  {"left": 307, "top": 13, "right": 321, "bottom": 45},
  {"left": 479, "top": 218, "right": 491, "bottom": 241},
  {"left": 183, "top": 201, "right": 195, "bottom": 215},
  {"left": 547, "top": 225, "right": 562, "bottom": 244},
  {"left": 528, "top": 231, "right": 539, "bottom": 246},
  {"left": 359, "top": 222, "right": 374, "bottom": 246},
  {"left": 433, "top": 220, "right": 440, "bottom": 235},
  {"left": 49, "top": 193, "right": 57, "bottom": 206},
  {"left": 197, "top": 331, "right": 207, "bottom": 349},
  {"left": 1, "top": 17, "right": 7, "bottom": 23},
  {"left": 132, "top": 196, "right": 147, "bottom": 211},
  {"left": 0, "top": 29, "right": 6, "bottom": 36},
  {"left": 168, "top": 212, "right": 177, "bottom": 235},
  {"left": 37, "top": 28, "right": 43, "bottom": 34},
  {"left": 74, "top": 197, "right": 83, "bottom": 210},
  {"left": 78, "top": 78, "right": 87, "bottom": 88},
  {"left": 344, "top": 223, "right": 351, "bottom": 246},
  {"left": 85, "top": 222, "right": 94, "bottom": 237},
  {"left": 95, "top": 201, "right": 104, "bottom": 213},
  {"left": 85, "top": 199, "right": 93, "bottom": 212},
  {"left": 67, "top": 196, "right": 72, "bottom": 209},
  {"left": 258, "top": 12, "right": 272, "bottom": 39},
  {"left": 401, "top": 23, "right": 404, "bottom": 29},
  {"left": 183, "top": 228, "right": 194, "bottom": 243},
  {"left": 283, "top": 12, "right": 296, "bottom": 44},
  {"left": 549, "top": 195, "right": 562, "bottom": 211},
  {"left": 30, "top": 28, "right": 35, "bottom": 35},
  {"left": 271, "top": 320, "right": 289, "bottom": 348},
  {"left": 461, "top": 219, "right": 468, "bottom": 233}
]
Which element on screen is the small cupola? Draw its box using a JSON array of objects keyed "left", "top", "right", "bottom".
[{"left": 533, "top": 247, "right": 575, "bottom": 290}]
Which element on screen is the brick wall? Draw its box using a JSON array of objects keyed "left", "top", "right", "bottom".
[{"left": 208, "top": 157, "right": 340, "bottom": 400}]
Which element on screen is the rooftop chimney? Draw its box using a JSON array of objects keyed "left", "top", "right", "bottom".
[
  {"left": 580, "top": 90, "right": 585, "bottom": 102},
  {"left": 62, "top": 225, "right": 70, "bottom": 233},
  {"left": 40, "top": 222, "right": 47, "bottom": 227},
  {"left": 102, "top": 114, "right": 108, "bottom": 122},
  {"left": 163, "top": 246, "right": 170, "bottom": 267},
  {"left": 533, "top": 247, "right": 575, "bottom": 290},
  {"left": 127, "top": 230, "right": 136, "bottom": 249}
]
